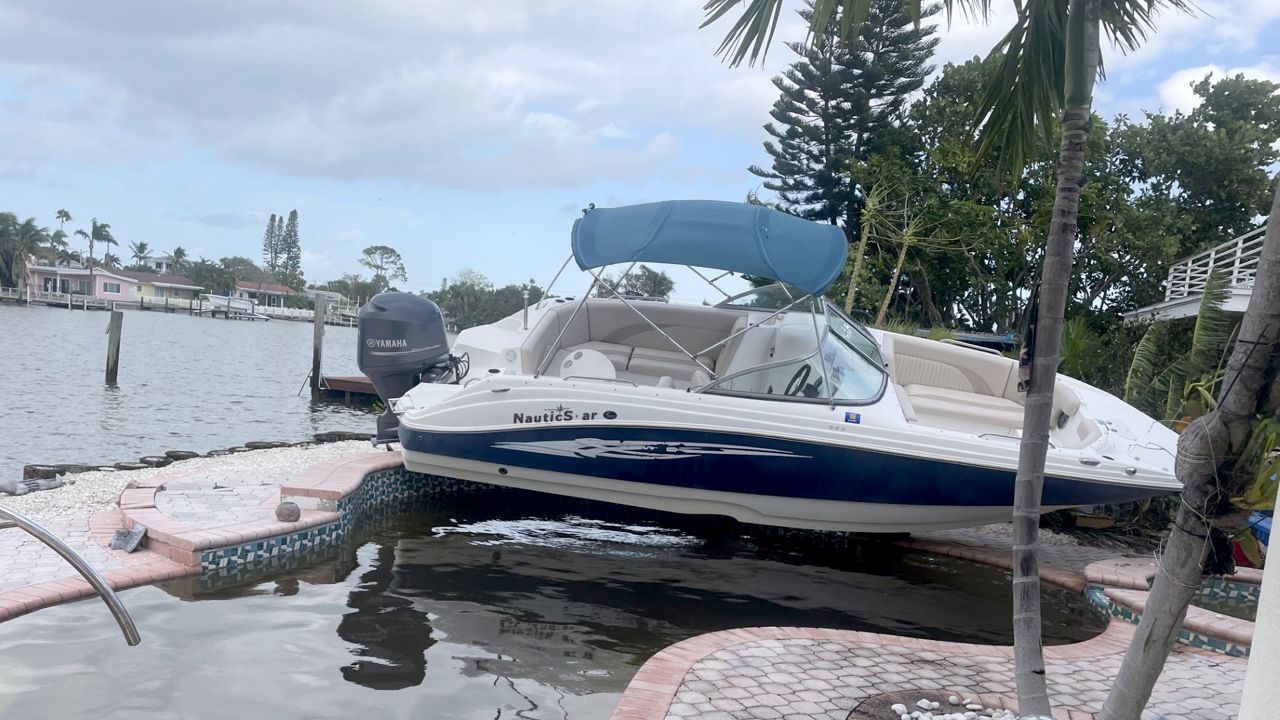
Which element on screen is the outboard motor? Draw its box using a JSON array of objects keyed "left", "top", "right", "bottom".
[{"left": 358, "top": 292, "right": 461, "bottom": 445}]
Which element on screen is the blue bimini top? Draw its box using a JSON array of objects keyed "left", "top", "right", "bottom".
[{"left": 571, "top": 200, "right": 848, "bottom": 295}]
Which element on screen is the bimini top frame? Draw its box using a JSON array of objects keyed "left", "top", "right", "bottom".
[{"left": 530, "top": 200, "right": 862, "bottom": 405}]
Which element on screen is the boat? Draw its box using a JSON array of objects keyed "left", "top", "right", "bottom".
[
  {"left": 356, "top": 200, "right": 1181, "bottom": 533},
  {"left": 198, "top": 293, "right": 270, "bottom": 320}
]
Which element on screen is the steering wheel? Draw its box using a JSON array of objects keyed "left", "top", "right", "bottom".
[{"left": 783, "top": 365, "right": 811, "bottom": 396}]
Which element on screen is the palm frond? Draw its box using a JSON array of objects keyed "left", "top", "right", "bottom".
[
  {"left": 704, "top": 0, "right": 992, "bottom": 67},
  {"left": 1186, "top": 271, "right": 1233, "bottom": 381},
  {"left": 1099, "top": 0, "right": 1195, "bottom": 56},
  {"left": 973, "top": 0, "right": 1067, "bottom": 179},
  {"left": 1123, "top": 322, "right": 1161, "bottom": 407},
  {"left": 700, "top": 0, "right": 787, "bottom": 67}
]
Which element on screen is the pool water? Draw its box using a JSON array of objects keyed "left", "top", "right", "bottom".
[{"left": 0, "top": 494, "right": 1103, "bottom": 719}]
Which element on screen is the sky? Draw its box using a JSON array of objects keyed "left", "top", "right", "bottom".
[{"left": 1, "top": 0, "right": 1278, "bottom": 304}]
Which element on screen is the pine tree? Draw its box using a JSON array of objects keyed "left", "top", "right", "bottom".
[
  {"left": 280, "top": 209, "right": 304, "bottom": 290},
  {"left": 749, "top": 0, "right": 938, "bottom": 232},
  {"left": 261, "top": 213, "right": 279, "bottom": 272}
]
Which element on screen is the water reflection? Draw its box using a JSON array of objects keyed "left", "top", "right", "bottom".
[
  {"left": 338, "top": 543, "right": 434, "bottom": 690},
  {"left": 319, "top": 504, "right": 1103, "bottom": 700},
  {"left": 0, "top": 495, "right": 1105, "bottom": 720}
]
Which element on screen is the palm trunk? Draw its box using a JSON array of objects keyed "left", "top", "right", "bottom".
[
  {"left": 1100, "top": 178, "right": 1280, "bottom": 720},
  {"left": 88, "top": 238, "right": 95, "bottom": 298},
  {"left": 1011, "top": 2, "right": 1098, "bottom": 716},
  {"left": 875, "top": 241, "right": 909, "bottom": 326},
  {"left": 843, "top": 219, "right": 871, "bottom": 316}
]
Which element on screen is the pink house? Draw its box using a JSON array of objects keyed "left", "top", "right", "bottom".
[{"left": 23, "top": 260, "right": 202, "bottom": 301}]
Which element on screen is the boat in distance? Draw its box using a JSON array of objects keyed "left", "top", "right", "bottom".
[{"left": 357, "top": 200, "right": 1181, "bottom": 533}]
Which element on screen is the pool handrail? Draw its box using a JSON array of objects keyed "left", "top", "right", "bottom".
[{"left": 0, "top": 504, "right": 141, "bottom": 646}]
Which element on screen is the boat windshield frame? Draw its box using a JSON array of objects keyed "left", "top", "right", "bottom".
[
  {"left": 530, "top": 264, "right": 885, "bottom": 408},
  {"left": 695, "top": 290, "right": 888, "bottom": 407}
]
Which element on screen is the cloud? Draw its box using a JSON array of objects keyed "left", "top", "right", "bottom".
[
  {"left": 1157, "top": 62, "right": 1280, "bottom": 113},
  {"left": 0, "top": 0, "right": 779, "bottom": 190}
]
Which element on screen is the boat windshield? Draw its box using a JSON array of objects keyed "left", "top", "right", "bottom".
[
  {"left": 716, "top": 284, "right": 814, "bottom": 312},
  {"left": 701, "top": 305, "right": 887, "bottom": 405},
  {"left": 824, "top": 301, "right": 884, "bottom": 367}
]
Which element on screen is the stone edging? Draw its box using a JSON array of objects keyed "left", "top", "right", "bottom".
[
  {"left": 894, "top": 537, "right": 1089, "bottom": 592},
  {"left": 1083, "top": 557, "right": 1257, "bottom": 657},
  {"left": 608, "top": 622, "right": 1140, "bottom": 720}
]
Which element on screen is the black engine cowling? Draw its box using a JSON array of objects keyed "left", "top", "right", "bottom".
[{"left": 358, "top": 292, "right": 452, "bottom": 444}]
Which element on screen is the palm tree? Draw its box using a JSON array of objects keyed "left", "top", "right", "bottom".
[
  {"left": 0, "top": 214, "right": 50, "bottom": 287},
  {"left": 101, "top": 252, "right": 121, "bottom": 270},
  {"left": 705, "top": 1, "right": 1189, "bottom": 716},
  {"left": 169, "top": 246, "right": 189, "bottom": 273},
  {"left": 79, "top": 219, "right": 116, "bottom": 297},
  {"left": 128, "top": 240, "right": 151, "bottom": 268},
  {"left": 55, "top": 208, "right": 72, "bottom": 233},
  {"left": 44, "top": 228, "right": 69, "bottom": 264}
]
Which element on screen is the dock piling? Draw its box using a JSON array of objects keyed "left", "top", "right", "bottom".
[
  {"left": 105, "top": 310, "right": 123, "bottom": 386},
  {"left": 311, "top": 296, "right": 326, "bottom": 400}
]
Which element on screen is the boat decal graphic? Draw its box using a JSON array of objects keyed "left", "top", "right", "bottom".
[{"left": 490, "top": 439, "right": 809, "bottom": 461}]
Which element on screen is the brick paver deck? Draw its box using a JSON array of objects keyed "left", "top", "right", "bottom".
[
  {"left": 610, "top": 623, "right": 1245, "bottom": 720},
  {"left": 0, "top": 443, "right": 373, "bottom": 623}
]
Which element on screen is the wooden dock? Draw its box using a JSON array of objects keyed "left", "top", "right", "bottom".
[{"left": 318, "top": 375, "right": 379, "bottom": 404}]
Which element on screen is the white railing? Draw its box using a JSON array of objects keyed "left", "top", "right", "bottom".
[
  {"left": 1165, "top": 226, "right": 1267, "bottom": 301},
  {"left": 0, "top": 286, "right": 109, "bottom": 309}
]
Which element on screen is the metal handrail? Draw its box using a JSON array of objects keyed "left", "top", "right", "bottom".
[{"left": 0, "top": 504, "right": 141, "bottom": 646}]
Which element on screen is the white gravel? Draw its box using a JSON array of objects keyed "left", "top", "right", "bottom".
[{"left": 0, "top": 441, "right": 374, "bottom": 525}]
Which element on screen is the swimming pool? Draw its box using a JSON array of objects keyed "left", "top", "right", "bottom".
[{"left": 0, "top": 492, "right": 1102, "bottom": 719}]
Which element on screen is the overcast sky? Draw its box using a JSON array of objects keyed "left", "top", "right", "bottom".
[{"left": 2, "top": 0, "right": 1277, "bottom": 303}]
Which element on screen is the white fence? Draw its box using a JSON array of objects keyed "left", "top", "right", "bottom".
[{"left": 1165, "top": 226, "right": 1267, "bottom": 301}]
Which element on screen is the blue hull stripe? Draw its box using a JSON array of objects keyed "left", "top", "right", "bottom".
[{"left": 400, "top": 425, "right": 1171, "bottom": 507}]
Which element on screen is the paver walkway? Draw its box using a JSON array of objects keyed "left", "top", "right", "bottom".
[
  {"left": 611, "top": 623, "right": 1245, "bottom": 720},
  {"left": 0, "top": 442, "right": 372, "bottom": 622},
  {"left": 0, "top": 514, "right": 126, "bottom": 592}
]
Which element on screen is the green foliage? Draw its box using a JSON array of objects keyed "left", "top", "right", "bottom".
[
  {"left": 706, "top": 0, "right": 1194, "bottom": 180},
  {"left": 169, "top": 246, "right": 189, "bottom": 273},
  {"left": 594, "top": 265, "right": 675, "bottom": 300},
  {"left": 260, "top": 210, "right": 303, "bottom": 290},
  {"left": 185, "top": 258, "right": 236, "bottom": 294},
  {"left": 358, "top": 245, "right": 408, "bottom": 291},
  {"left": 261, "top": 213, "right": 279, "bottom": 272},
  {"left": 314, "top": 274, "right": 382, "bottom": 304},
  {"left": 128, "top": 240, "right": 151, "bottom": 265},
  {"left": 1235, "top": 417, "right": 1280, "bottom": 511},
  {"left": 425, "top": 270, "right": 544, "bottom": 331},
  {"left": 278, "top": 210, "right": 303, "bottom": 290},
  {"left": 1058, "top": 317, "right": 1100, "bottom": 380},
  {"left": 750, "top": 0, "right": 937, "bottom": 233},
  {"left": 0, "top": 213, "right": 50, "bottom": 286},
  {"left": 1116, "top": 73, "right": 1280, "bottom": 256},
  {"left": 1122, "top": 273, "right": 1236, "bottom": 426}
]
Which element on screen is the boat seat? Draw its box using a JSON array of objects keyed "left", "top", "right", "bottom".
[
  {"left": 628, "top": 347, "right": 715, "bottom": 382},
  {"left": 565, "top": 341, "right": 632, "bottom": 371},
  {"left": 557, "top": 348, "right": 617, "bottom": 381},
  {"left": 716, "top": 316, "right": 778, "bottom": 377},
  {"left": 903, "top": 384, "right": 1025, "bottom": 432}
]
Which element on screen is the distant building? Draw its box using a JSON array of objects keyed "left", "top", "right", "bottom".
[
  {"left": 235, "top": 280, "right": 299, "bottom": 308},
  {"left": 146, "top": 255, "right": 178, "bottom": 275},
  {"left": 22, "top": 260, "right": 201, "bottom": 301},
  {"left": 305, "top": 287, "right": 349, "bottom": 304},
  {"left": 116, "top": 269, "right": 203, "bottom": 301}
]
